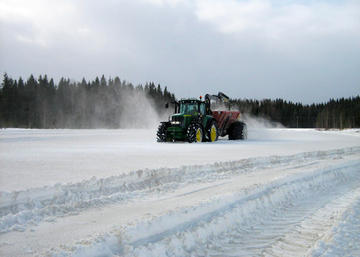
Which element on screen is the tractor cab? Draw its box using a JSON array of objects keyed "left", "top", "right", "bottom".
[
  {"left": 168, "top": 99, "right": 203, "bottom": 131},
  {"left": 176, "top": 99, "right": 207, "bottom": 117}
]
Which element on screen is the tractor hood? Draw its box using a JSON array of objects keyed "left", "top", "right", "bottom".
[{"left": 171, "top": 113, "right": 191, "bottom": 126}]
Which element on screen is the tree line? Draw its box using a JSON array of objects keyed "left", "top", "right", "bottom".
[
  {"left": 231, "top": 97, "right": 360, "bottom": 129},
  {"left": 0, "top": 73, "right": 175, "bottom": 128},
  {"left": 1, "top": 72, "right": 359, "bottom": 129}
]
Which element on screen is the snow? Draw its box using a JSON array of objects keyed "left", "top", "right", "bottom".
[{"left": 0, "top": 126, "right": 360, "bottom": 256}]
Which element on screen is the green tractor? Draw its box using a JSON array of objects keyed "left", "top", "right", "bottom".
[{"left": 157, "top": 92, "right": 247, "bottom": 143}]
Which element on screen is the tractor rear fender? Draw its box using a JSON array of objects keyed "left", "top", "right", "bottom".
[
  {"left": 202, "top": 117, "right": 217, "bottom": 141},
  {"left": 205, "top": 117, "right": 217, "bottom": 130},
  {"left": 190, "top": 120, "right": 204, "bottom": 130}
]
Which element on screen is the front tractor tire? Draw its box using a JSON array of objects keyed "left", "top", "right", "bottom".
[
  {"left": 187, "top": 124, "right": 203, "bottom": 143},
  {"left": 157, "top": 123, "right": 169, "bottom": 142},
  {"left": 208, "top": 121, "right": 219, "bottom": 142},
  {"left": 228, "top": 122, "right": 248, "bottom": 140}
]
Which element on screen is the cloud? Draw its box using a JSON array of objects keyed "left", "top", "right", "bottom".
[
  {"left": 0, "top": 0, "right": 359, "bottom": 104},
  {"left": 194, "top": 0, "right": 359, "bottom": 49},
  {"left": 195, "top": 0, "right": 272, "bottom": 32}
]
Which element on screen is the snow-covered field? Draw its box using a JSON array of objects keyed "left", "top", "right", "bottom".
[{"left": 1, "top": 126, "right": 360, "bottom": 256}]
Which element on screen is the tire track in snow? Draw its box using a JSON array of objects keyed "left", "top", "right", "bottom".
[
  {"left": 207, "top": 177, "right": 360, "bottom": 256},
  {"left": 156, "top": 181, "right": 232, "bottom": 202},
  {"left": 270, "top": 188, "right": 360, "bottom": 257},
  {"left": 46, "top": 159, "right": 360, "bottom": 256},
  {"left": 149, "top": 162, "right": 360, "bottom": 257},
  {"left": 311, "top": 195, "right": 360, "bottom": 256}
]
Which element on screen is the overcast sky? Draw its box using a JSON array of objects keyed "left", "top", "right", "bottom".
[{"left": 0, "top": 0, "right": 359, "bottom": 104}]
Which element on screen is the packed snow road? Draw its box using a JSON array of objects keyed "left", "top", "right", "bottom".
[{"left": 0, "top": 128, "right": 360, "bottom": 256}]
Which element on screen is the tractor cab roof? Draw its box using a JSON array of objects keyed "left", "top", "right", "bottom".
[
  {"left": 179, "top": 98, "right": 205, "bottom": 104},
  {"left": 180, "top": 98, "right": 201, "bottom": 101}
]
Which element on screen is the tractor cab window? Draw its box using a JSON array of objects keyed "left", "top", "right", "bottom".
[
  {"left": 179, "top": 102, "right": 199, "bottom": 115},
  {"left": 199, "top": 103, "right": 206, "bottom": 115}
]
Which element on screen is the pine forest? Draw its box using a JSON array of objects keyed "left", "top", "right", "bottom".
[{"left": 1, "top": 73, "right": 359, "bottom": 129}]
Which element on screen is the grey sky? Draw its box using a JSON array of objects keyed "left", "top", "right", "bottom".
[{"left": 0, "top": 0, "right": 359, "bottom": 104}]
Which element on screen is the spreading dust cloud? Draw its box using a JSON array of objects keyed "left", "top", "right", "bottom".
[{"left": 119, "top": 90, "right": 172, "bottom": 129}]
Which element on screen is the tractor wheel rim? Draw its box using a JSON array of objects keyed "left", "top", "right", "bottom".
[
  {"left": 210, "top": 126, "right": 217, "bottom": 142},
  {"left": 196, "top": 129, "right": 202, "bottom": 142}
]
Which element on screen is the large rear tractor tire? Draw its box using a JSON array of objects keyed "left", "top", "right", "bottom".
[
  {"left": 157, "top": 123, "right": 169, "bottom": 142},
  {"left": 228, "top": 122, "right": 248, "bottom": 140},
  {"left": 208, "top": 121, "right": 219, "bottom": 142},
  {"left": 187, "top": 124, "right": 203, "bottom": 143}
]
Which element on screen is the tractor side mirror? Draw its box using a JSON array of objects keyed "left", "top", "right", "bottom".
[{"left": 165, "top": 103, "right": 169, "bottom": 108}]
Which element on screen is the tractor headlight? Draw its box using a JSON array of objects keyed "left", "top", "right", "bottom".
[{"left": 171, "top": 121, "right": 181, "bottom": 124}]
